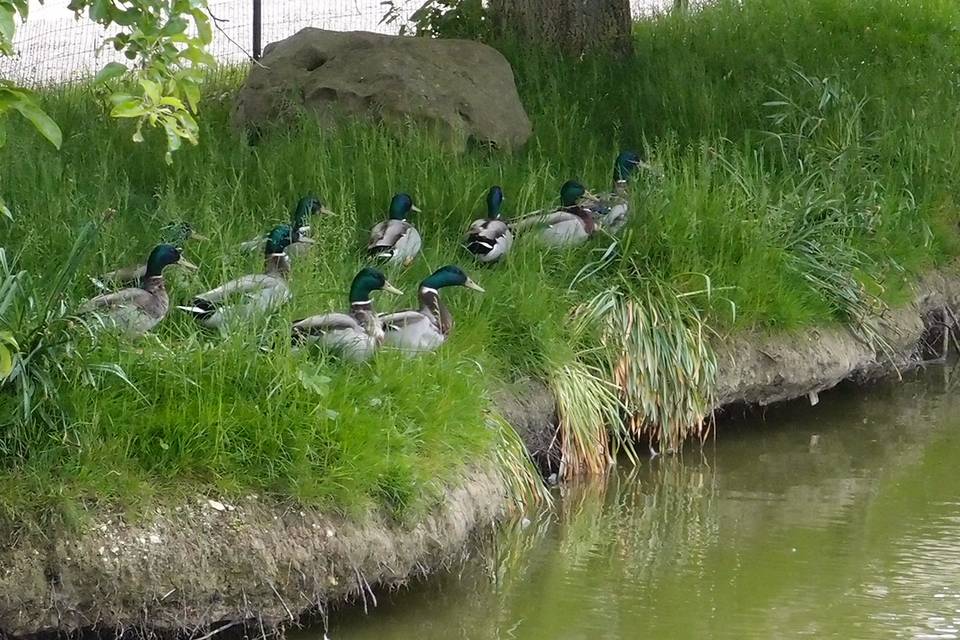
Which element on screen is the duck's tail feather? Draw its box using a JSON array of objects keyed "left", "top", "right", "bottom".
[
  {"left": 177, "top": 297, "right": 217, "bottom": 320},
  {"left": 465, "top": 235, "right": 496, "bottom": 256},
  {"left": 368, "top": 246, "right": 395, "bottom": 261}
]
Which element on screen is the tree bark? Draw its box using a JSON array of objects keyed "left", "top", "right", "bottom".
[{"left": 489, "top": 0, "right": 633, "bottom": 58}]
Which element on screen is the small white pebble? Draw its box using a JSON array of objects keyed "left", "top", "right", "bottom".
[
  {"left": 149, "top": 534, "right": 162, "bottom": 544},
  {"left": 208, "top": 500, "right": 226, "bottom": 512},
  {"left": 326, "top": 528, "right": 335, "bottom": 538}
]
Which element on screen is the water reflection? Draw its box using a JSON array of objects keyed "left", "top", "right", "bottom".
[{"left": 327, "top": 366, "right": 960, "bottom": 640}]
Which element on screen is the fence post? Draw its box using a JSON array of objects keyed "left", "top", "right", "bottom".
[{"left": 252, "top": 0, "right": 262, "bottom": 60}]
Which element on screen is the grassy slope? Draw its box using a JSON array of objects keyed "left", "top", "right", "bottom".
[{"left": 1, "top": 0, "right": 959, "bottom": 526}]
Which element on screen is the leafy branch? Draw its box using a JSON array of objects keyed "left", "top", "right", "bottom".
[{"left": 0, "top": 0, "right": 215, "bottom": 165}]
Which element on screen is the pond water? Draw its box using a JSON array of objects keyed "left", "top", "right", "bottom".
[{"left": 326, "top": 365, "right": 960, "bottom": 640}]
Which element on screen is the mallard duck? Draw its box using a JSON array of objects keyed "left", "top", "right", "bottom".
[
  {"left": 239, "top": 195, "right": 334, "bottom": 254},
  {"left": 179, "top": 225, "right": 293, "bottom": 330},
  {"left": 79, "top": 244, "right": 197, "bottom": 337},
  {"left": 380, "top": 265, "right": 484, "bottom": 355},
  {"left": 464, "top": 186, "right": 513, "bottom": 264},
  {"left": 588, "top": 150, "right": 646, "bottom": 233},
  {"left": 512, "top": 180, "right": 597, "bottom": 247},
  {"left": 93, "top": 221, "right": 206, "bottom": 290},
  {"left": 367, "top": 193, "right": 422, "bottom": 267},
  {"left": 291, "top": 267, "right": 403, "bottom": 362}
]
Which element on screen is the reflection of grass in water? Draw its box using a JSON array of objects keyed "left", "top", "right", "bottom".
[{"left": 488, "top": 458, "right": 720, "bottom": 600}]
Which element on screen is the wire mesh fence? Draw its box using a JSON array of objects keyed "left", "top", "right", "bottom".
[{"left": 1, "top": 0, "right": 675, "bottom": 86}]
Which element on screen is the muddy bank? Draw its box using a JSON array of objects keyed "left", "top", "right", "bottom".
[
  {"left": 0, "top": 467, "right": 506, "bottom": 637},
  {"left": 713, "top": 270, "right": 960, "bottom": 409},
  {"left": 2, "top": 269, "right": 957, "bottom": 638},
  {"left": 496, "top": 269, "right": 960, "bottom": 470}
]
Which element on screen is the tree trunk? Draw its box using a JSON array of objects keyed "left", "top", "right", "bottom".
[{"left": 489, "top": 0, "right": 633, "bottom": 58}]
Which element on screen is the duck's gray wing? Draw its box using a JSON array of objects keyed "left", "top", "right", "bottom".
[{"left": 80, "top": 287, "right": 154, "bottom": 313}]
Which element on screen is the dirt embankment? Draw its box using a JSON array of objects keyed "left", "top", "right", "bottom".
[
  {"left": 1, "top": 269, "right": 957, "bottom": 638},
  {"left": 714, "top": 270, "right": 960, "bottom": 408},
  {"left": 0, "top": 467, "right": 506, "bottom": 637}
]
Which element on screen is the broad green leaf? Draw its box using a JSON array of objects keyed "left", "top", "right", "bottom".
[
  {"left": 110, "top": 98, "right": 147, "bottom": 118},
  {"left": 183, "top": 82, "right": 201, "bottom": 112},
  {"left": 0, "top": 6, "right": 15, "bottom": 44},
  {"left": 11, "top": 0, "right": 28, "bottom": 20},
  {"left": 94, "top": 61, "right": 127, "bottom": 83},
  {"left": 159, "top": 96, "right": 185, "bottom": 110},
  {"left": 180, "top": 46, "right": 216, "bottom": 66},
  {"left": 111, "top": 7, "right": 139, "bottom": 26},
  {"left": 192, "top": 9, "right": 212, "bottom": 44},
  {"left": 11, "top": 98, "right": 62, "bottom": 149},
  {"left": 0, "top": 344, "right": 12, "bottom": 380},
  {"left": 139, "top": 78, "right": 160, "bottom": 104},
  {"left": 90, "top": 0, "right": 111, "bottom": 22},
  {"left": 0, "top": 332, "right": 18, "bottom": 380},
  {"left": 160, "top": 16, "right": 188, "bottom": 37},
  {"left": 109, "top": 92, "right": 136, "bottom": 106}
]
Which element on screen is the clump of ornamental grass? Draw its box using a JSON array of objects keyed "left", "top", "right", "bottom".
[{"left": 576, "top": 277, "right": 719, "bottom": 455}]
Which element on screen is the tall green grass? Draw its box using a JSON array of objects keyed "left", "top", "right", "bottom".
[{"left": 0, "top": 0, "right": 959, "bottom": 522}]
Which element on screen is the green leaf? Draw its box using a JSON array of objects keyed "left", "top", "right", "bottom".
[
  {"left": 111, "top": 8, "right": 139, "bottom": 26},
  {"left": 0, "top": 344, "right": 12, "bottom": 380},
  {"left": 139, "top": 78, "right": 160, "bottom": 104},
  {"left": 159, "top": 96, "right": 185, "bottom": 110},
  {"left": 110, "top": 98, "right": 147, "bottom": 118},
  {"left": 11, "top": 98, "right": 62, "bottom": 149},
  {"left": 94, "top": 61, "right": 127, "bottom": 84},
  {"left": 90, "top": 0, "right": 111, "bottom": 22},
  {"left": 108, "top": 92, "right": 136, "bottom": 106},
  {"left": 192, "top": 9, "right": 212, "bottom": 44},
  {"left": 0, "top": 332, "right": 19, "bottom": 380},
  {"left": 0, "top": 6, "right": 16, "bottom": 44},
  {"left": 11, "top": 0, "right": 28, "bottom": 20},
  {"left": 183, "top": 82, "right": 201, "bottom": 112},
  {"left": 180, "top": 45, "right": 216, "bottom": 66},
  {"left": 297, "top": 365, "right": 331, "bottom": 396},
  {"left": 0, "top": 197, "right": 11, "bottom": 221},
  {"left": 160, "top": 16, "right": 188, "bottom": 37}
]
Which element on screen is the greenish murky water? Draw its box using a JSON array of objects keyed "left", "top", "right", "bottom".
[{"left": 327, "top": 366, "right": 960, "bottom": 639}]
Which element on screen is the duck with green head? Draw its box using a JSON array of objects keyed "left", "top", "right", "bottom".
[
  {"left": 240, "top": 194, "right": 334, "bottom": 255},
  {"left": 80, "top": 243, "right": 198, "bottom": 337},
  {"left": 379, "top": 265, "right": 484, "bottom": 355},
  {"left": 588, "top": 150, "right": 648, "bottom": 233},
  {"left": 180, "top": 225, "right": 294, "bottom": 330},
  {"left": 292, "top": 267, "right": 403, "bottom": 362},
  {"left": 512, "top": 180, "right": 597, "bottom": 247},
  {"left": 93, "top": 221, "right": 206, "bottom": 290},
  {"left": 464, "top": 186, "right": 513, "bottom": 264},
  {"left": 367, "top": 193, "right": 422, "bottom": 267}
]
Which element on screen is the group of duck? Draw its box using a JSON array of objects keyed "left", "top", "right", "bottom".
[{"left": 78, "top": 151, "right": 648, "bottom": 361}]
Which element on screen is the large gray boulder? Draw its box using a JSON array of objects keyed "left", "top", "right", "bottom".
[{"left": 233, "top": 29, "right": 532, "bottom": 151}]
